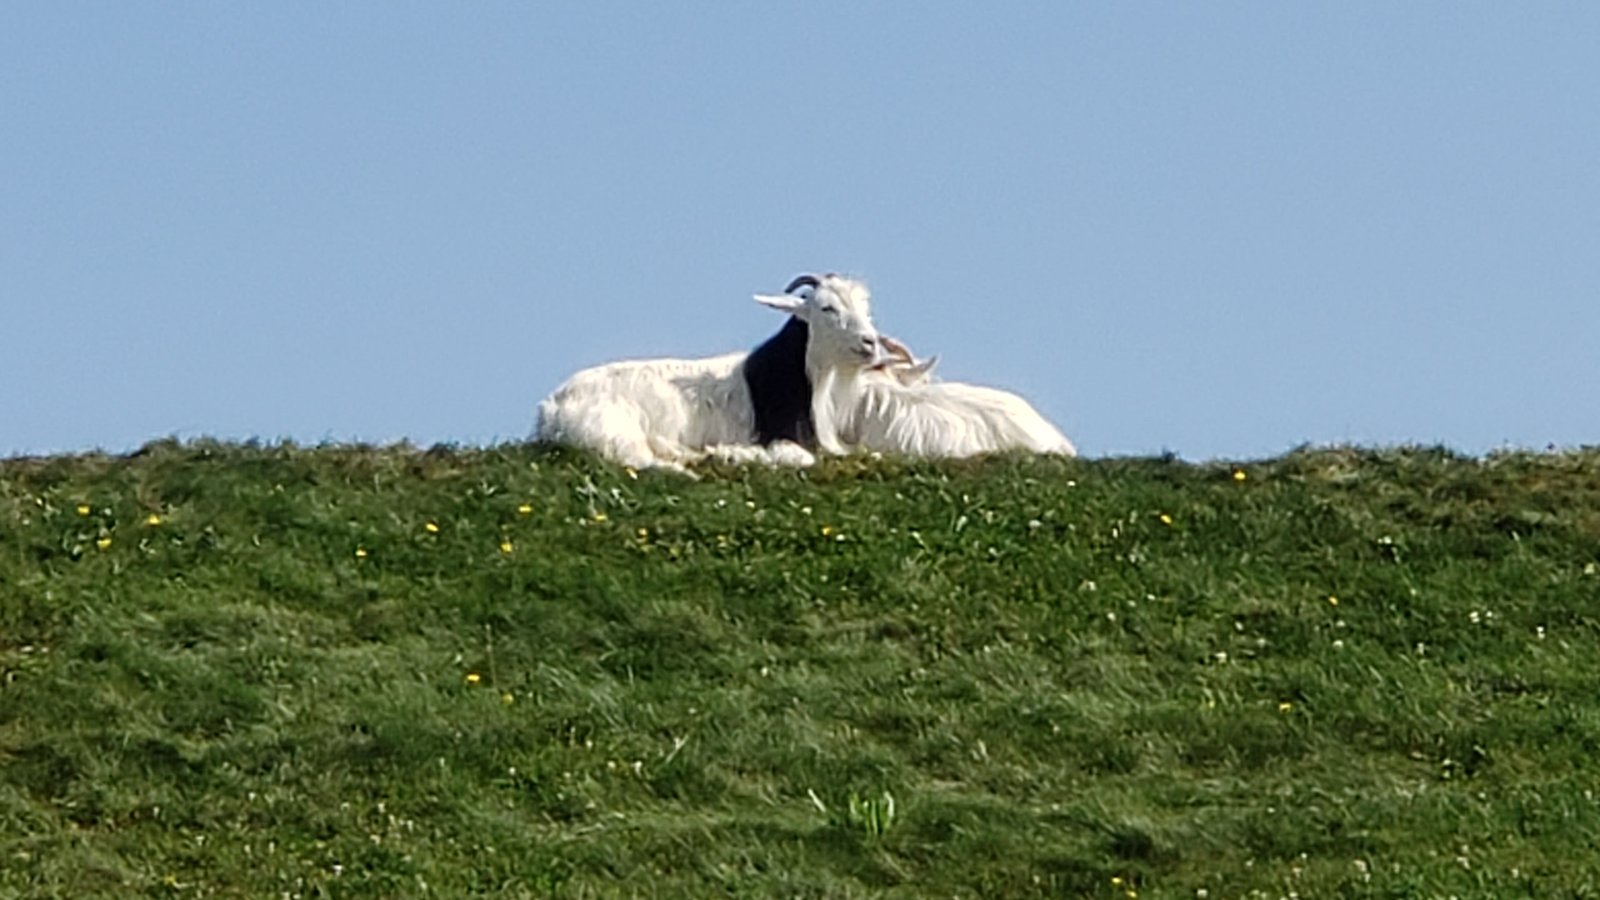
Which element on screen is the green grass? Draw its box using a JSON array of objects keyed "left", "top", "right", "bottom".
[{"left": 4, "top": 440, "right": 1600, "bottom": 897}]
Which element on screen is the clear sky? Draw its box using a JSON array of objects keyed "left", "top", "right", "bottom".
[{"left": 4, "top": 4, "right": 1597, "bottom": 460}]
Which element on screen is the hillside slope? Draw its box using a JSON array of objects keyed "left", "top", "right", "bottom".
[{"left": 3, "top": 441, "right": 1600, "bottom": 897}]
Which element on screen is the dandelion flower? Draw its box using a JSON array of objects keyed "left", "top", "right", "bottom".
[
  {"left": 424, "top": 521, "right": 440, "bottom": 534},
  {"left": 145, "top": 514, "right": 162, "bottom": 526},
  {"left": 465, "top": 672, "right": 482, "bottom": 685},
  {"left": 1158, "top": 513, "right": 1174, "bottom": 526},
  {"left": 76, "top": 504, "right": 92, "bottom": 517},
  {"left": 499, "top": 539, "right": 514, "bottom": 554},
  {"left": 592, "top": 511, "right": 608, "bottom": 523},
  {"left": 517, "top": 503, "right": 534, "bottom": 516},
  {"left": 1328, "top": 595, "right": 1339, "bottom": 606},
  {"left": 1278, "top": 701, "right": 1293, "bottom": 713},
  {"left": 96, "top": 536, "right": 112, "bottom": 551},
  {"left": 820, "top": 525, "right": 836, "bottom": 537},
  {"left": 1233, "top": 469, "right": 1247, "bottom": 482},
  {"left": 355, "top": 547, "right": 368, "bottom": 559},
  {"left": 501, "top": 691, "right": 515, "bottom": 705}
]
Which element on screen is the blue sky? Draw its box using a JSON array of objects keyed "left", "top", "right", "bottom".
[{"left": 4, "top": 4, "right": 1596, "bottom": 460}]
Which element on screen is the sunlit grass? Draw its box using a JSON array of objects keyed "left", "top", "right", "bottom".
[{"left": 3, "top": 440, "right": 1599, "bottom": 896}]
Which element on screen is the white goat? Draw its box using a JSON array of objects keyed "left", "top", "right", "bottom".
[
  {"left": 534, "top": 274, "right": 888, "bottom": 475},
  {"left": 840, "top": 342, "right": 1077, "bottom": 458}
]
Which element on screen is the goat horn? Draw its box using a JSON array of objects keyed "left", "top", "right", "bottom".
[
  {"left": 783, "top": 274, "right": 821, "bottom": 294},
  {"left": 880, "top": 335, "right": 915, "bottom": 363}
]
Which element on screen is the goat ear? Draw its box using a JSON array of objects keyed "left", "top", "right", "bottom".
[
  {"left": 753, "top": 293, "right": 805, "bottom": 314},
  {"left": 913, "top": 355, "right": 940, "bottom": 377}
]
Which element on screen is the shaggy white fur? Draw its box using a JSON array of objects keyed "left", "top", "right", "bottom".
[{"left": 535, "top": 274, "right": 886, "bottom": 475}]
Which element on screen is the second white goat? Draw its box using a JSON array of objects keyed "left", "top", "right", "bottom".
[{"left": 841, "top": 342, "right": 1077, "bottom": 458}]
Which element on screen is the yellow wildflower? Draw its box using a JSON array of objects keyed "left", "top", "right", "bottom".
[
  {"left": 1328, "top": 595, "right": 1339, "bottom": 606},
  {"left": 499, "top": 539, "right": 514, "bottom": 554},
  {"left": 96, "top": 536, "right": 112, "bottom": 551},
  {"left": 1233, "top": 469, "right": 1247, "bottom": 482},
  {"left": 1158, "top": 513, "right": 1174, "bottom": 526},
  {"left": 592, "top": 511, "right": 608, "bottom": 523},
  {"left": 355, "top": 547, "right": 368, "bottom": 559},
  {"left": 517, "top": 503, "right": 533, "bottom": 516},
  {"left": 76, "top": 504, "right": 91, "bottom": 517},
  {"left": 820, "top": 525, "right": 836, "bottom": 537},
  {"left": 1278, "top": 701, "right": 1293, "bottom": 713},
  {"left": 145, "top": 514, "right": 162, "bottom": 526},
  {"left": 625, "top": 466, "right": 639, "bottom": 480},
  {"left": 465, "top": 672, "right": 482, "bottom": 685},
  {"left": 424, "top": 521, "right": 440, "bottom": 534},
  {"left": 501, "top": 692, "right": 515, "bottom": 705}
]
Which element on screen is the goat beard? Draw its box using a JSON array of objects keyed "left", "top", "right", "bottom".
[{"left": 809, "top": 367, "right": 861, "bottom": 456}]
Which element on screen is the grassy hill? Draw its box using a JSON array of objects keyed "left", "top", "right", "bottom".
[{"left": 3, "top": 440, "right": 1599, "bottom": 898}]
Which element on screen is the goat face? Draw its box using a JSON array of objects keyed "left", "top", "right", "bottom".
[{"left": 754, "top": 274, "right": 885, "bottom": 369}]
